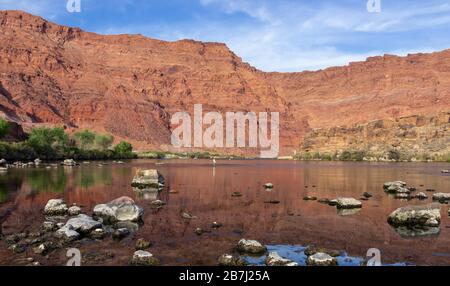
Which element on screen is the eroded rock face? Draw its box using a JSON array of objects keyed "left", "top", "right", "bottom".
[
  {"left": 387, "top": 204, "right": 441, "bottom": 227},
  {"left": 44, "top": 199, "right": 68, "bottom": 216},
  {"left": 1, "top": 11, "right": 449, "bottom": 156},
  {"left": 237, "top": 239, "right": 267, "bottom": 255},
  {"left": 94, "top": 197, "right": 143, "bottom": 223}
]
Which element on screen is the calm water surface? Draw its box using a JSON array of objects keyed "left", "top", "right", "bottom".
[{"left": 0, "top": 160, "right": 449, "bottom": 266}]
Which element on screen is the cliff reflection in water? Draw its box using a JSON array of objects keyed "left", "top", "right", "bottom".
[{"left": 0, "top": 160, "right": 449, "bottom": 266}]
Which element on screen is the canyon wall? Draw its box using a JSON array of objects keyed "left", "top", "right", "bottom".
[{"left": 0, "top": 10, "right": 449, "bottom": 156}]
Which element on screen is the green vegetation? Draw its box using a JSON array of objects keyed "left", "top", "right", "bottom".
[
  {"left": 95, "top": 134, "right": 114, "bottom": 150},
  {"left": 0, "top": 118, "right": 9, "bottom": 139},
  {"left": 295, "top": 149, "right": 450, "bottom": 162},
  {"left": 74, "top": 130, "right": 96, "bottom": 150},
  {"left": 27, "top": 127, "right": 69, "bottom": 158},
  {"left": 0, "top": 126, "right": 136, "bottom": 161}
]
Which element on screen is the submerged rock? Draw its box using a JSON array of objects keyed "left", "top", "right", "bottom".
[
  {"left": 432, "top": 193, "right": 450, "bottom": 202},
  {"left": 306, "top": 253, "right": 337, "bottom": 266},
  {"left": 237, "top": 239, "right": 267, "bottom": 255},
  {"left": 265, "top": 252, "right": 298, "bottom": 266},
  {"left": 44, "top": 199, "right": 68, "bottom": 216},
  {"left": 363, "top": 192, "right": 373, "bottom": 198},
  {"left": 383, "top": 181, "right": 411, "bottom": 194},
  {"left": 264, "top": 183, "right": 274, "bottom": 189},
  {"left": 415, "top": 192, "right": 428, "bottom": 200},
  {"left": 394, "top": 226, "right": 441, "bottom": 238},
  {"left": 304, "top": 246, "right": 341, "bottom": 257},
  {"left": 135, "top": 238, "right": 151, "bottom": 250},
  {"left": 387, "top": 203, "right": 441, "bottom": 227},
  {"left": 94, "top": 196, "right": 144, "bottom": 223},
  {"left": 131, "top": 169, "right": 164, "bottom": 189},
  {"left": 130, "top": 250, "right": 160, "bottom": 266},
  {"left": 55, "top": 225, "right": 80, "bottom": 242},
  {"left": 218, "top": 254, "right": 247, "bottom": 266},
  {"left": 112, "top": 228, "right": 130, "bottom": 240},
  {"left": 64, "top": 214, "right": 102, "bottom": 234},
  {"left": 150, "top": 200, "right": 166, "bottom": 207},
  {"left": 42, "top": 221, "right": 58, "bottom": 232},
  {"left": 335, "top": 198, "right": 362, "bottom": 209}
]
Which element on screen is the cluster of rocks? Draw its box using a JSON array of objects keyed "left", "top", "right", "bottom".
[
  {"left": 2, "top": 195, "right": 153, "bottom": 266},
  {"left": 383, "top": 181, "right": 446, "bottom": 202},
  {"left": 219, "top": 240, "right": 340, "bottom": 266}
]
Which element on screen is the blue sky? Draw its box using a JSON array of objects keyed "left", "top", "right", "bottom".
[{"left": 1, "top": 0, "right": 450, "bottom": 72}]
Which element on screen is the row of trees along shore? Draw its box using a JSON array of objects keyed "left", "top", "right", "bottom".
[{"left": 0, "top": 118, "right": 135, "bottom": 161}]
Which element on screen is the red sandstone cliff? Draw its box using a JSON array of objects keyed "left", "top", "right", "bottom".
[{"left": 0, "top": 10, "right": 449, "bottom": 155}]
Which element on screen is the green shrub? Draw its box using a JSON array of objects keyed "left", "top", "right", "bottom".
[
  {"left": 74, "top": 130, "right": 96, "bottom": 150},
  {"left": 95, "top": 133, "right": 114, "bottom": 150},
  {"left": 0, "top": 118, "right": 9, "bottom": 139},
  {"left": 27, "top": 127, "right": 68, "bottom": 158}
]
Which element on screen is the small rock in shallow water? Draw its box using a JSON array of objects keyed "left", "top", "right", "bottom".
[
  {"left": 264, "top": 183, "right": 274, "bottom": 189},
  {"left": 135, "top": 238, "right": 151, "bottom": 250},
  {"left": 68, "top": 206, "right": 82, "bottom": 216},
  {"left": 44, "top": 199, "right": 68, "bottom": 216},
  {"left": 335, "top": 198, "right": 362, "bottom": 209},
  {"left": 304, "top": 246, "right": 341, "bottom": 257},
  {"left": 232, "top": 192, "right": 242, "bottom": 197},
  {"left": 432, "top": 193, "right": 450, "bottom": 202},
  {"left": 395, "top": 193, "right": 411, "bottom": 200},
  {"left": 131, "top": 169, "right": 164, "bottom": 189},
  {"left": 9, "top": 244, "right": 26, "bottom": 254},
  {"left": 90, "top": 228, "right": 106, "bottom": 240},
  {"left": 264, "top": 200, "right": 280, "bottom": 204},
  {"left": 42, "top": 221, "right": 57, "bottom": 232},
  {"left": 306, "top": 253, "right": 337, "bottom": 266},
  {"left": 317, "top": 198, "right": 330, "bottom": 204},
  {"left": 150, "top": 200, "right": 166, "bottom": 207},
  {"left": 62, "top": 159, "right": 77, "bottom": 166},
  {"left": 94, "top": 196, "right": 144, "bottom": 223},
  {"left": 112, "top": 228, "right": 130, "bottom": 240},
  {"left": 63, "top": 214, "right": 102, "bottom": 234},
  {"left": 130, "top": 250, "right": 160, "bottom": 266},
  {"left": 265, "top": 252, "right": 298, "bottom": 266},
  {"left": 181, "top": 212, "right": 196, "bottom": 220},
  {"left": 33, "top": 242, "right": 54, "bottom": 255},
  {"left": 328, "top": 199, "right": 338, "bottom": 206},
  {"left": 211, "top": 222, "right": 223, "bottom": 229},
  {"left": 237, "top": 239, "right": 267, "bottom": 255},
  {"left": 303, "top": 196, "right": 317, "bottom": 201},
  {"left": 218, "top": 254, "right": 247, "bottom": 266},
  {"left": 441, "top": 170, "right": 449, "bottom": 174},
  {"left": 55, "top": 225, "right": 80, "bottom": 242},
  {"left": 415, "top": 192, "right": 428, "bottom": 200},
  {"left": 363, "top": 192, "right": 373, "bottom": 198}
]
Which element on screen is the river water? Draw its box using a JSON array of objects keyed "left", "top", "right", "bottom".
[{"left": 0, "top": 160, "right": 449, "bottom": 266}]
